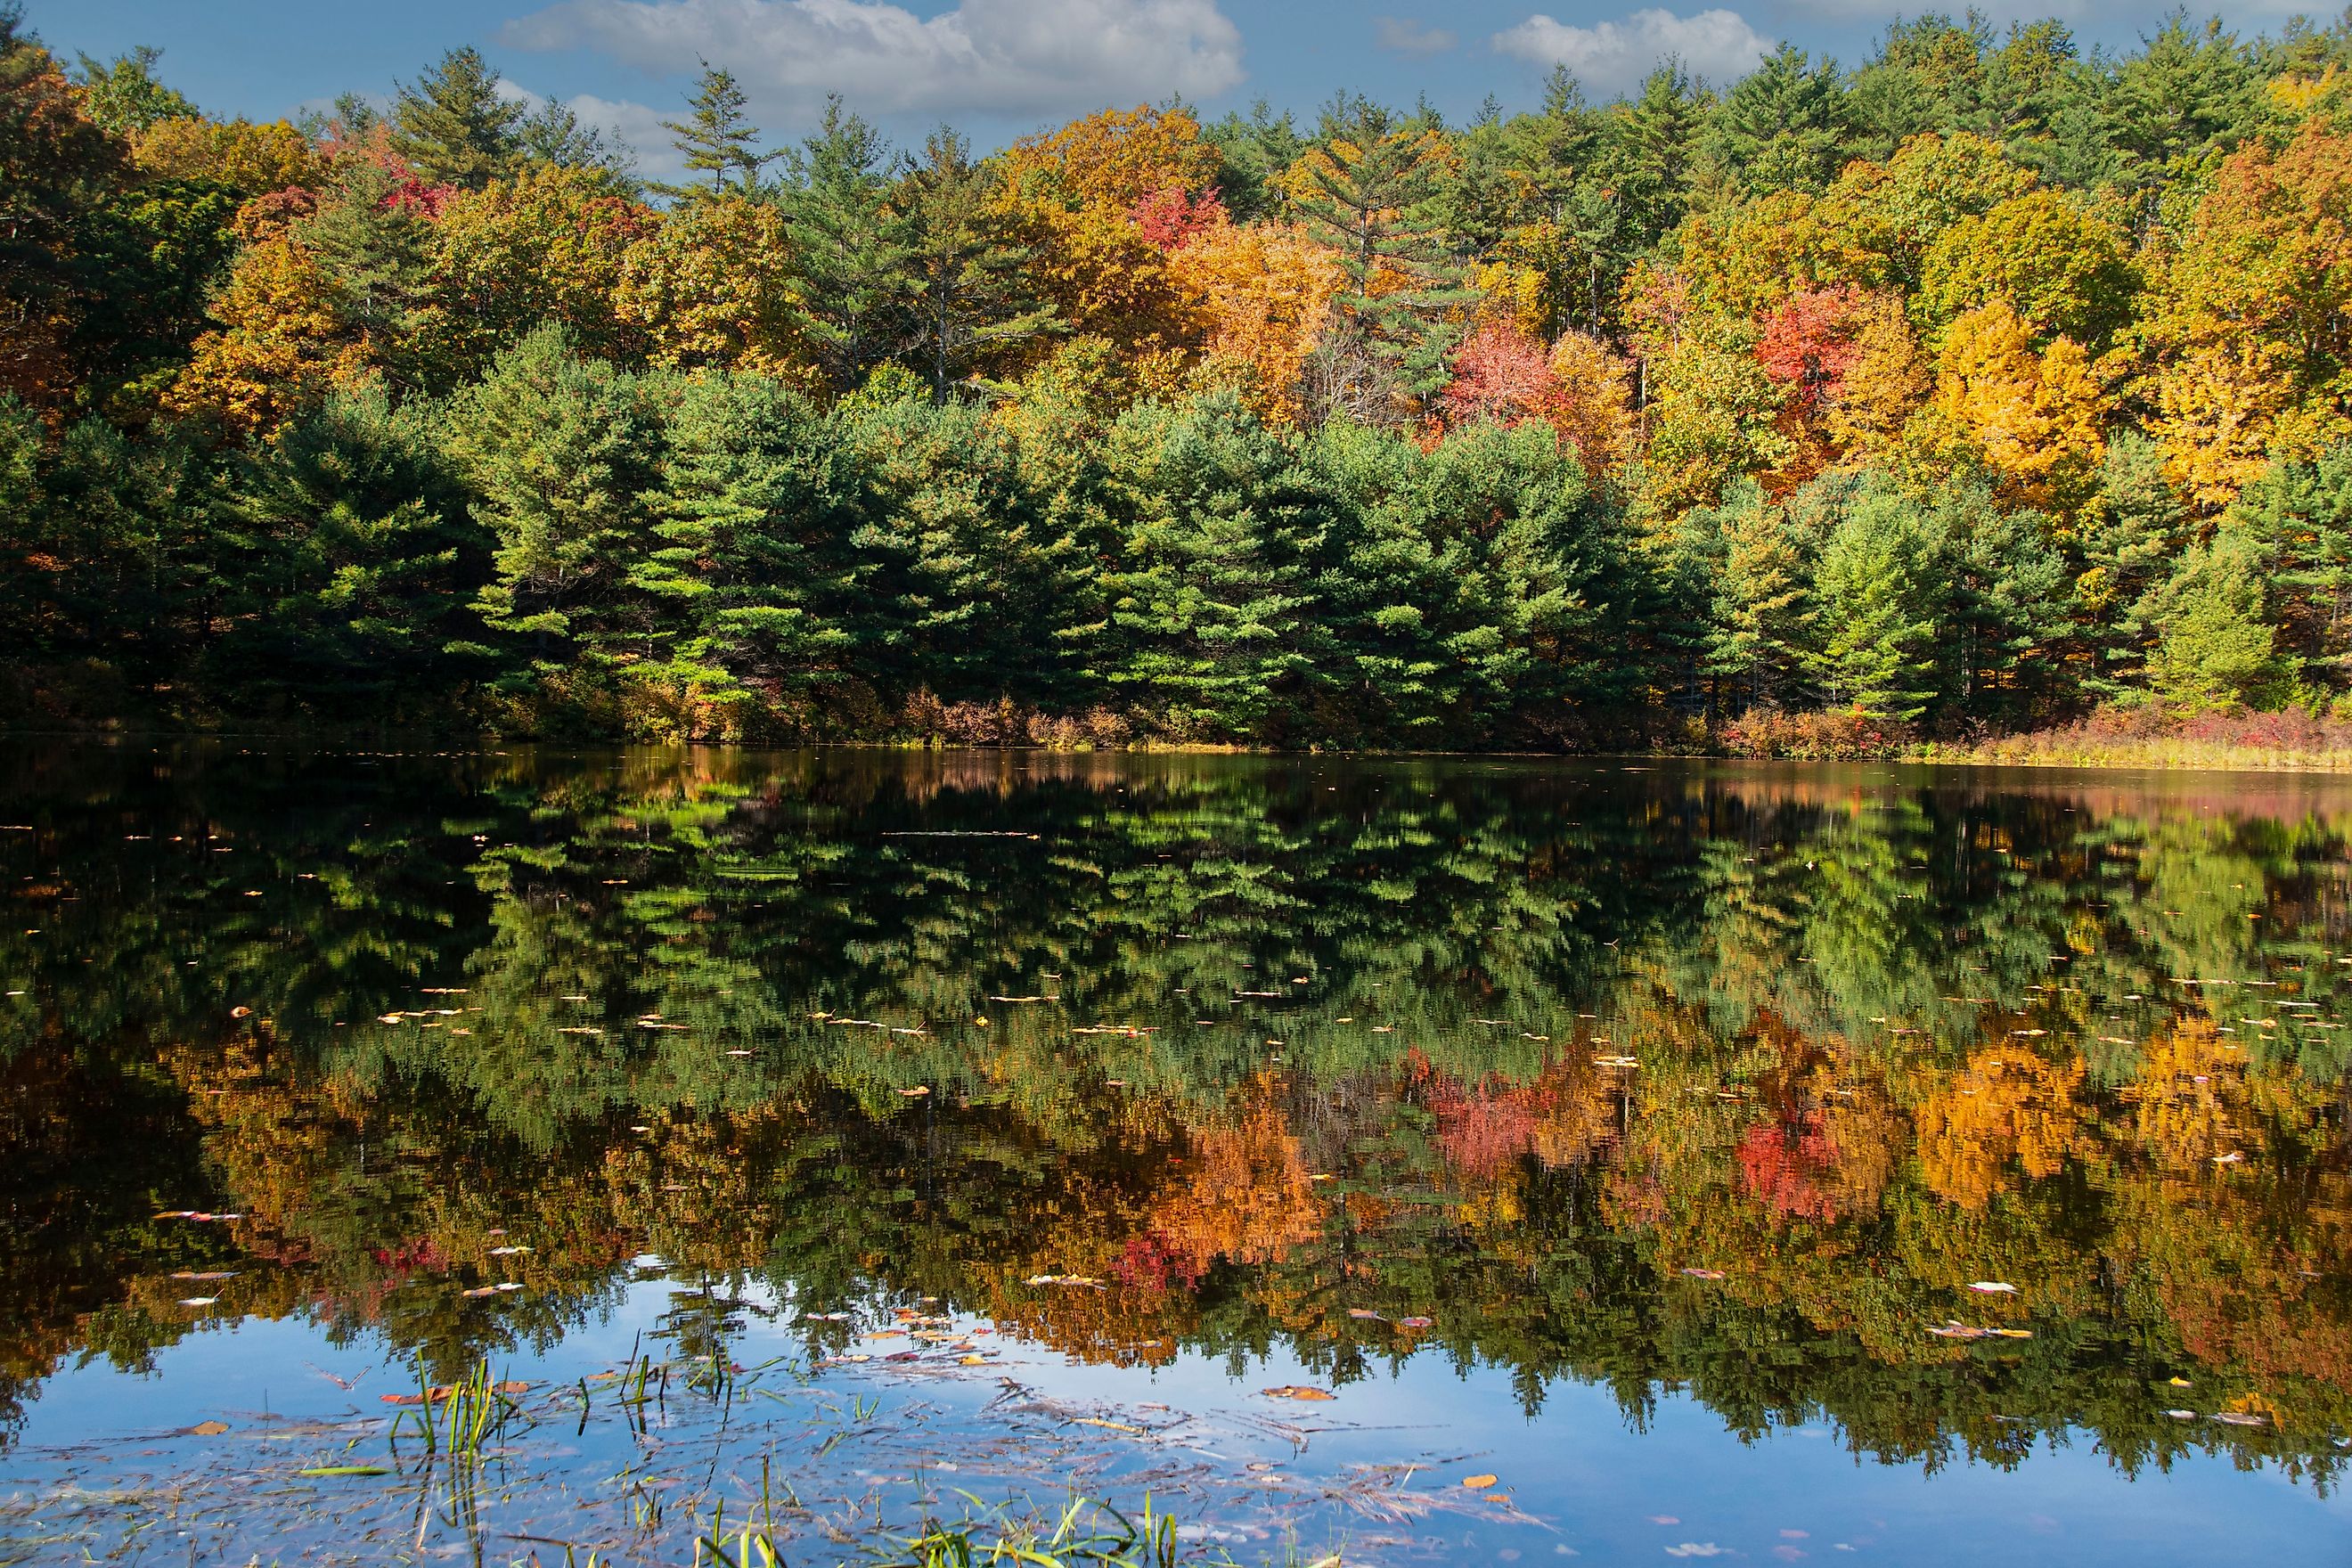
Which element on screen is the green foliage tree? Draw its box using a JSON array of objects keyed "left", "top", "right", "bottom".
[
  {"left": 391, "top": 46, "right": 521, "bottom": 190},
  {"left": 1810, "top": 486, "right": 1942, "bottom": 721},
  {"left": 889, "top": 130, "right": 1058, "bottom": 402},
  {"left": 658, "top": 62, "right": 771, "bottom": 199}
]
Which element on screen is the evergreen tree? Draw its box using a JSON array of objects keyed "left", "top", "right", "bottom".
[
  {"left": 1292, "top": 94, "right": 1474, "bottom": 420},
  {"left": 1703, "top": 483, "right": 1814, "bottom": 712},
  {"left": 2138, "top": 535, "right": 2287, "bottom": 708},
  {"left": 72, "top": 45, "right": 195, "bottom": 134},
  {"left": 658, "top": 62, "right": 771, "bottom": 200},
  {"left": 1707, "top": 44, "right": 1855, "bottom": 195},
  {"left": 890, "top": 129, "right": 1058, "bottom": 402},
  {"left": 639, "top": 372, "right": 861, "bottom": 731},
  {"left": 446, "top": 326, "right": 664, "bottom": 675},
  {"left": 782, "top": 98, "right": 911, "bottom": 393},
  {"left": 1100, "top": 393, "right": 1329, "bottom": 740},
  {"left": 391, "top": 46, "right": 522, "bottom": 190},
  {"left": 1810, "top": 487, "right": 1941, "bottom": 721}
]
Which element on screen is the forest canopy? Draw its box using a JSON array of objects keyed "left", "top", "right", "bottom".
[{"left": 7, "top": 4, "right": 2352, "bottom": 747}]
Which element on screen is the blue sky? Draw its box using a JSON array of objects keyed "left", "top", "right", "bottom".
[{"left": 37, "top": 1, "right": 2307, "bottom": 177}]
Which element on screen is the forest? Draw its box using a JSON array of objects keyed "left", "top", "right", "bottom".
[{"left": 8, "top": 4, "right": 2352, "bottom": 748}]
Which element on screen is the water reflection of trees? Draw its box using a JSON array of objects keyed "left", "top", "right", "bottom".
[{"left": 0, "top": 746, "right": 2347, "bottom": 1479}]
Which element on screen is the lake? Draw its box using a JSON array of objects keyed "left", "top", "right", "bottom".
[{"left": 0, "top": 743, "right": 2347, "bottom": 1566}]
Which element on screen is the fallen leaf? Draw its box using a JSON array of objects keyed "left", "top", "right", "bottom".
[
  {"left": 1463, "top": 1474, "right": 1499, "bottom": 1490},
  {"left": 1965, "top": 1282, "right": 2018, "bottom": 1294},
  {"left": 1261, "top": 1385, "right": 1335, "bottom": 1401},
  {"left": 189, "top": 1420, "right": 230, "bottom": 1436},
  {"left": 298, "top": 1466, "right": 391, "bottom": 1478}
]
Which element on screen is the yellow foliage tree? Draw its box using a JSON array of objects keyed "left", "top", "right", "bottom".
[
  {"left": 1163, "top": 217, "right": 1344, "bottom": 425},
  {"left": 613, "top": 197, "right": 814, "bottom": 381},
  {"left": 1931, "top": 299, "right": 2108, "bottom": 510},
  {"left": 164, "top": 232, "right": 363, "bottom": 435},
  {"left": 132, "top": 116, "right": 320, "bottom": 193}
]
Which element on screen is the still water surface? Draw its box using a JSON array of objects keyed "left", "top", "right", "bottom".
[{"left": 1, "top": 745, "right": 2348, "bottom": 1564}]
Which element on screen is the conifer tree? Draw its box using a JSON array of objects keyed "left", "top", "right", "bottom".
[
  {"left": 781, "top": 97, "right": 911, "bottom": 392},
  {"left": 891, "top": 129, "right": 1058, "bottom": 401},
  {"left": 391, "top": 46, "right": 521, "bottom": 190},
  {"left": 1289, "top": 94, "right": 1474, "bottom": 420},
  {"left": 658, "top": 62, "right": 771, "bottom": 199}
]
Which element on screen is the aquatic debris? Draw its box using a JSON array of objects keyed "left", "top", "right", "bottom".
[
  {"left": 1395, "top": 1316, "right": 1435, "bottom": 1329},
  {"left": 2211, "top": 1410, "right": 2270, "bottom": 1427},
  {"left": 898, "top": 1086, "right": 932, "bottom": 1098},
  {"left": 298, "top": 1466, "right": 391, "bottom": 1478},
  {"left": 189, "top": 1420, "right": 230, "bottom": 1435},
  {"left": 1462, "top": 1474, "right": 1499, "bottom": 1490},
  {"left": 1073, "top": 1417, "right": 1147, "bottom": 1434},
  {"left": 1928, "top": 1322, "right": 2031, "bottom": 1341},
  {"left": 487, "top": 1245, "right": 531, "bottom": 1256},
  {"left": 178, "top": 1296, "right": 219, "bottom": 1307},
  {"left": 170, "top": 1270, "right": 236, "bottom": 1281},
  {"left": 1965, "top": 1282, "right": 2018, "bottom": 1294},
  {"left": 2165, "top": 1409, "right": 2198, "bottom": 1420},
  {"left": 1680, "top": 1269, "right": 1727, "bottom": 1281},
  {"left": 1025, "top": 1273, "right": 1102, "bottom": 1288},
  {"left": 1593, "top": 1056, "right": 1638, "bottom": 1068},
  {"left": 1262, "top": 1385, "right": 1335, "bottom": 1401},
  {"left": 154, "top": 1211, "right": 242, "bottom": 1221},
  {"left": 1346, "top": 1309, "right": 1385, "bottom": 1321}
]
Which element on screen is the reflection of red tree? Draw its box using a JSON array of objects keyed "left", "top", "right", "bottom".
[{"left": 1735, "top": 1111, "right": 1843, "bottom": 1222}]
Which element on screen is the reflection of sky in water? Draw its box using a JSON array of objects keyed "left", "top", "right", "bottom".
[{"left": 5, "top": 1273, "right": 2348, "bottom": 1564}]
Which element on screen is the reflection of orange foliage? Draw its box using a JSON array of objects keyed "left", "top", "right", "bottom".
[
  {"left": 2121, "top": 1016, "right": 2254, "bottom": 1169},
  {"left": 1131, "top": 1093, "right": 1326, "bottom": 1285},
  {"left": 1915, "top": 1048, "right": 2086, "bottom": 1210}
]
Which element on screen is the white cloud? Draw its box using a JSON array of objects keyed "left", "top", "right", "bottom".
[
  {"left": 1375, "top": 16, "right": 1457, "bottom": 56},
  {"left": 494, "top": 77, "right": 690, "bottom": 181},
  {"left": 500, "top": 0, "right": 1245, "bottom": 119},
  {"left": 1491, "top": 8, "right": 1770, "bottom": 96}
]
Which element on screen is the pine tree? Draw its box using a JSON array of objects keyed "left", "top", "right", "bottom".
[
  {"left": 72, "top": 45, "right": 195, "bottom": 134},
  {"left": 1707, "top": 44, "right": 1854, "bottom": 195},
  {"left": 891, "top": 129, "right": 1058, "bottom": 402},
  {"left": 1290, "top": 94, "right": 1474, "bottom": 420},
  {"left": 391, "top": 46, "right": 521, "bottom": 190},
  {"left": 781, "top": 97, "right": 911, "bottom": 393},
  {"left": 1704, "top": 485, "right": 1814, "bottom": 712},
  {"left": 658, "top": 62, "right": 771, "bottom": 200},
  {"left": 1810, "top": 487, "right": 1941, "bottom": 721}
]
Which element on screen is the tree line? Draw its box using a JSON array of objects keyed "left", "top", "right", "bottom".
[{"left": 9, "top": 4, "right": 2352, "bottom": 745}]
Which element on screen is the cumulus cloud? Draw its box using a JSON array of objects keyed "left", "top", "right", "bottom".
[
  {"left": 500, "top": 0, "right": 1245, "bottom": 119},
  {"left": 1492, "top": 8, "right": 1771, "bottom": 95},
  {"left": 1375, "top": 16, "right": 1457, "bottom": 56}
]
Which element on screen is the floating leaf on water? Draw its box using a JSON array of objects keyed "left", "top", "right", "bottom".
[
  {"left": 496, "top": 1282, "right": 524, "bottom": 1293},
  {"left": 229, "top": 1006, "right": 252, "bottom": 1018},
  {"left": 1397, "top": 1316, "right": 1435, "bottom": 1329},
  {"left": 897, "top": 1086, "right": 931, "bottom": 1098},
  {"left": 958, "top": 1354, "right": 989, "bottom": 1365},
  {"left": 1462, "top": 1474, "right": 1499, "bottom": 1490},
  {"left": 2165, "top": 1409, "right": 2198, "bottom": 1419},
  {"left": 1663, "top": 1546, "right": 1727, "bottom": 1559},
  {"left": 189, "top": 1420, "right": 230, "bottom": 1436},
  {"left": 1346, "top": 1309, "right": 1384, "bottom": 1321},
  {"left": 1074, "top": 1417, "right": 1146, "bottom": 1434},
  {"left": 1025, "top": 1274, "right": 1101, "bottom": 1287},
  {"left": 1965, "top": 1282, "right": 2018, "bottom": 1294},
  {"left": 2168, "top": 1376, "right": 2193, "bottom": 1388},
  {"left": 298, "top": 1466, "right": 391, "bottom": 1478},
  {"left": 487, "top": 1245, "right": 531, "bottom": 1255},
  {"left": 2212, "top": 1410, "right": 2270, "bottom": 1427},
  {"left": 170, "top": 1270, "right": 236, "bottom": 1281},
  {"left": 461, "top": 1286, "right": 501, "bottom": 1299},
  {"left": 1927, "top": 1322, "right": 1988, "bottom": 1340},
  {"left": 1261, "top": 1385, "right": 1335, "bottom": 1401},
  {"left": 178, "top": 1296, "right": 218, "bottom": 1307},
  {"left": 1680, "top": 1269, "right": 1727, "bottom": 1281}
]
